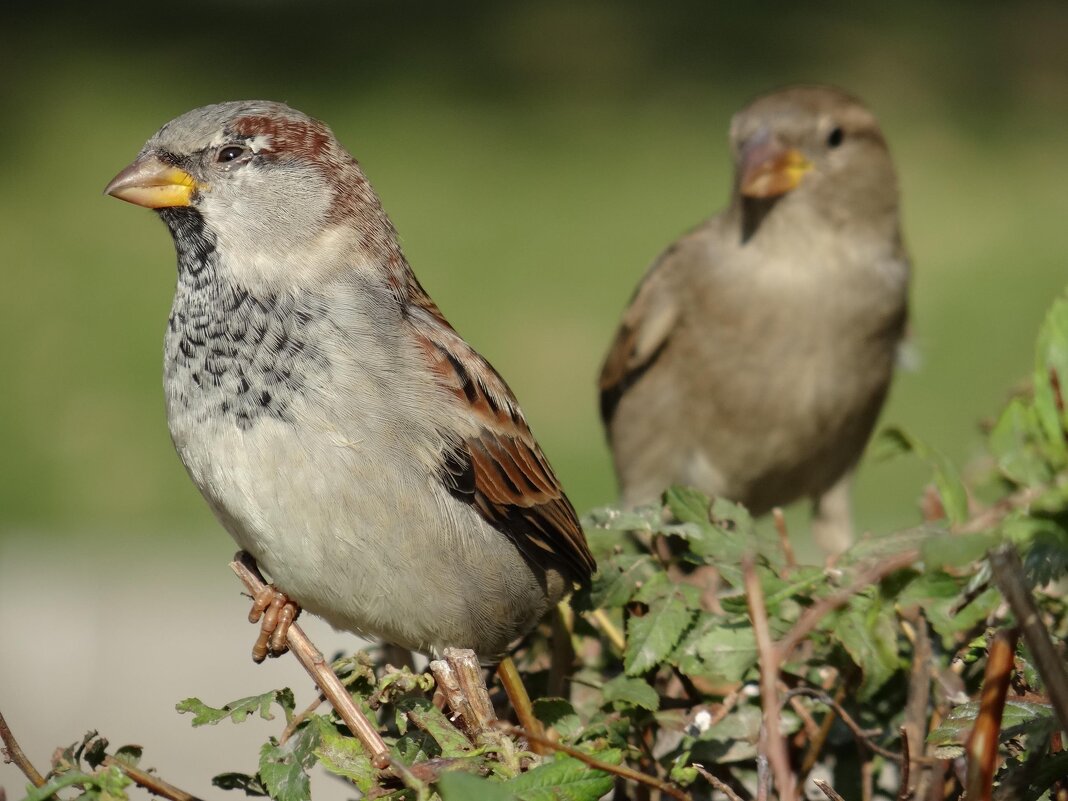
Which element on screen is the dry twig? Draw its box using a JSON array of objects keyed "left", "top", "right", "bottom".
[
  {"left": 988, "top": 544, "right": 1068, "bottom": 734},
  {"left": 743, "top": 555, "right": 797, "bottom": 801},
  {"left": 898, "top": 725, "right": 912, "bottom": 801},
  {"left": 693, "top": 763, "right": 744, "bottom": 801},
  {"left": 495, "top": 722, "right": 691, "bottom": 801},
  {"left": 772, "top": 508, "right": 797, "bottom": 572},
  {"left": 230, "top": 553, "right": 391, "bottom": 769},
  {"left": 814, "top": 779, "right": 847, "bottom": 801},
  {"left": 101, "top": 755, "right": 205, "bottom": 801},
  {"left": 429, "top": 648, "right": 496, "bottom": 742},
  {"left": 965, "top": 628, "right": 1019, "bottom": 801},
  {"left": 0, "top": 708, "right": 46, "bottom": 788}
]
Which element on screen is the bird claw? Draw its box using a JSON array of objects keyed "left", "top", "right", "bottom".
[{"left": 248, "top": 585, "right": 301, "bottom": 663}]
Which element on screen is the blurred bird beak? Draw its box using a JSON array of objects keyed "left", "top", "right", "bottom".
[
  {"left": 739, "top": 136, "right": 812, "bottom": 199},
  {"left": 104, "top": 155, "right": 199, "bottom": 208}
]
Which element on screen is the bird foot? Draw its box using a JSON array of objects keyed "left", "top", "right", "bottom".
[{"left": 247, "top": 584, "right": 301, "bottom": 663}]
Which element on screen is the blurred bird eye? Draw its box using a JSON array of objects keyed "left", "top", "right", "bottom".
[
  {"left": 826, "top": 127, "right": 845, "bottom": 148},
  {"left": 216, "top": 146, "right": 248, "bottom": 163}
]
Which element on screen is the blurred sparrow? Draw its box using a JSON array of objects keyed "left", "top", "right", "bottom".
[
  {"left": 105, "top": 101, "right": 595, "bottom": 665},
  {"left": 599, "top": 86, "right": 910, "bottom": 553}
]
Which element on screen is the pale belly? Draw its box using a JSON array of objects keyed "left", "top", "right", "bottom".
[{"left": 167, "top": 407, "right": 553, "bottom": 660}]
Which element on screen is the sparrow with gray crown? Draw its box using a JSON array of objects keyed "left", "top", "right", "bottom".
[{"left": 105, "top": 102, "right": 595, "bottom": 723}]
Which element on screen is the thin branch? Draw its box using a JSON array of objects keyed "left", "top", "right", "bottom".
[
  {"left": 230, "top": 553, "right": 391, "bottom": 769},
  {"left": 814, "top": 779, "right": 846, "bottom": 801},
  {"left": 279, "top": 693, "right": 326, "bottom": 746},
  {"left": 776, "top": 549, "right": 919, "bottom": 662},
  {"left": 785, "top": 688, "right": 941, "bottom": 765},
  {"left": 965, "top": 628, "right": 1019, "bottom": 801},
  {"left": 798, "top": 671, "right": 851, "bottom": 782},
  {"left": 693, "top": 764, "right": 744, "bottom": 801},
  {"left": 495, "top": 722, "right": 691, "bottom": 801},
  {"left": 956, "top": 485, "right": 1044, "bottom": 534},
  {"left": 587, "top": 608, "right": 626, "bottom": 653},
  {"left": 0, "top": 708, "right": 46, "bottom": 788},
  {"left": 743, "top": 555, "right": 796, "bottom": 801},
  {"left": 102, "top": 756, "right": 205, "bottom": 801},
  {"left": 988, "top": 544, "right": 1068, "bottom": 734},
  {"left": 898, "top": 726, "right": 912, "bottom": 801},
  {"left": 772, "top": 508, "right": 797, "bottom": 572}
]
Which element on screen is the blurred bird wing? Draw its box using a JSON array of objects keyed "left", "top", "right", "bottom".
[
  {"left": 412, "top": 305, "right": 596, "bottom": 583},
  {"left": 598, "top": 243, "right": 688, "bottom": 425}
]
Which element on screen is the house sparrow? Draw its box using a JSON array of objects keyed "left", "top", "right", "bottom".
[
  {"left": 599, "top": 86, "right": 910, "bottom": 553},
  {"left": 105, "top": 101, "right": 595, "bottom": 665}
]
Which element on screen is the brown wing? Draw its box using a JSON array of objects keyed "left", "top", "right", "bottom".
[
  {"left": 415, "top": 316, "right": 596, "bottom": 584},
  {"left": 598, "top": 242, "right": 684, "bottom": 425}
]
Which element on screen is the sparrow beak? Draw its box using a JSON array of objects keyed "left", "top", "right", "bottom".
[
  {"left": 104, "top": 154, "right": 200, "bottom": 208},
  {"left": 739, "top": 134, "right": 813, "bottom": 199}
]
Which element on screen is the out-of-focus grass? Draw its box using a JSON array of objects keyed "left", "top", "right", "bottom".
[{"left": 2, "top": 2, "right": 1066, "bottom": 542}]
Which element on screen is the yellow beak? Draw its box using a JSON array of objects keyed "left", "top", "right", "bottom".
[
  {"left": 739, "top": 142, "right": 812, "bottom": 199},
  {"left": 104, "top": 154, "right": 200, "bottom": 208}
]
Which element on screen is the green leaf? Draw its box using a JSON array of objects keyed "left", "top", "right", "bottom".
[
  {"left": 830, "top": 589, "right": 899, "bottom": 699},
  {"left": 989, "top": 398, "right": 1054, "bottom": 486},
  {"left": 503, "top": 752, "right": 618, "bottom": 801},
  {"left": 671, "top": 616, "right": 758, "bottom": 683},
  {"left": 899, "top": 571, "right": 1000, "bottom": 646},
  {"left": 665, "top": 485, "right": 712, "bottom": 527},
  {"left": 397, "top": 696, "right": 473, "bottom": 755},
  {"left": 259, "top": 733, "right": 316, "bottom": 801},
  {"left": 928, "top": 699, "right": 1056, "bottom": 758},
  {"left": 533, "top": 698, "right": 582, "bottom": 739},
  {"left": 625, "top": 574, "right": 699, "bottom": 675},
  {"left": 438, "top": 771, "right": 516, "bottom": 801},
  {"left": 176, "top": 689, "right": 295, "bottom": 727},
  {"left": 1033, "top": 294, "right": 1068, "bottom": 461},
  {"left": 212, "top": 772, "right": 268, "bottom": 796},
  {"left": 111, "top": 746, "right": 143, "bottom": 768},
  {"left": 312, "top": 716, "right": 378, "bottom": 792},
  {"left": 602, "top": 675, "right": 660, "bottom": 710},
  {"left": 588, "top": 553, "right": 658, "bottom": 609}
]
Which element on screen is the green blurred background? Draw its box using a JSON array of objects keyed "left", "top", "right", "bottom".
[
  {"left": 2, "top": 0, "right": 1067, "bottom": 541},
  {"left": 2, "top": 2, "right": 1067, "bottom": 794}
]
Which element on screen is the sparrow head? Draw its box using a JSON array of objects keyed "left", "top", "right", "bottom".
[
  {"left": 105, "top": 100, "right": 398, "bottom": 286},
  {"left": 728, "top": 85, "right": 900, "bottom": 235}
]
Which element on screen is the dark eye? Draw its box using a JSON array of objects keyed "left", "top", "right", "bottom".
[
  {"left": 216, "top": 145, "right": 247, "bottom": 163},
  {"left": 826, "top": 126, "right": 845, "bottom": 148}
]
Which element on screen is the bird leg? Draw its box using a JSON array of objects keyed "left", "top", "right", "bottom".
[
  {"left": 496, "top": 655, "right": 549, "bottom": 755},
  {"left": 247, "top": 583, "right": 301, "bottom": 663}
]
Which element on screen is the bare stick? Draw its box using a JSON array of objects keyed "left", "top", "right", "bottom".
[
  {"left": 496, "top": 656, "right": 549, "bottom": 756},
  {"left": 230, "top": 553, "right": 391, "bottom": 769},
  {"left": 903, "top": 612, "right": 932, "bottom": 799},
  {"left": 102, "top": 755, "right": 204, "bottom": 801},
  {"left": 693, "top": 764, "right": 744, "bottom": 801},
  {"left": 279, "top": 693, "right": 326, "bottom": 746},
  {"left": 772, "top": 508, "right": 797, "bottom": 571},
  {"left": 743, "top": 555, "right": 796, "bottom": 801},
  {"left": 0, "top": 708, "right": 45, "bottom": 788},
  {"left": 814, "top": 779, "right": 846, "bottom": 801},
  {"left": 898, "top": 726, "right": 912, "bottom": 801},
  {"left": 776, "top": 550, "right": 919, "bottom": 662},
  {"left": 429, "top": 648, "right": 496, "bottom": 742},
  {"left": 495, "top": 722, "right": 692, "bottom": 801},
  {"left": 965, "top": 628, "right": 1019, "bottom": 801},
  {"left": 988, "top": 544, "right": 1068, "bottom": 734},
  {"left": 798, "top": 674, "right": 851, "bottom": 781}
]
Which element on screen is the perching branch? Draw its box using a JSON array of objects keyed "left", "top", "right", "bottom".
[
  {"left": 101, "top": 755, "right": 206, "bottom": 801},
  {"left": 0, "top": 708, "right": 46, "bottom": 788},
  {"left": 230, "top": 552, "right": 392, "bottom": 770}
]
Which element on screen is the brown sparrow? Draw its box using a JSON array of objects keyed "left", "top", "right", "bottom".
[
  {"left": 599, "top": 86, "right": 910, "bottom": 553},
  {"left": 104, "top": 101, "right": 595, "bottom": 666}
]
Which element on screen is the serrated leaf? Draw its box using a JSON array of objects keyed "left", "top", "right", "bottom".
[
  {"left": 259, "top": 734, "right": 316, "bottom": 801},
  {"left": 928, "top": 699, "right": 1056, "bottom": 757},
  {"left": 602, "top": 675, "right": 660, "bottom": 710},
  {"left": 671, "top": 617, "right": 758, "bottom": 683},
  {"left": 503, "top": 752, "right": 618, "bottom": 801},
  {"left": 922, "top": 530, "right": 1001, "bottom": 569},
  {"left": 588, "top": 553, "right": 658, "bottom": 608},
  {"left": 438, "top": 770, "right": 516, "bottom": 801},
  {"left": 397, "top": 696, "right": 473, "bottom": 755},
  {"left": 533, "top": 698, "right": 582, "bottom": 739},
  {"left": 176, "top": 689, "right": 294, "bottom": 727},
  {"left": 831, "top": 589, "right": 899, "bottom": 699},
  {"left": 625, "top": 575, "right": 699, "bottom": 676},
  {"left": 899, "top": 572, "right": 1000, "bottom": 646},
  {"left": 311, "top": 716, "right": 379, "bottom": 792},
  {"left": 666, "top": 486, "right": 712, "bottom": 527},
  {"left": 212, "top": 772, "right": 269, "bottom": 796},
  {"left": 582, "top": 503, "right": 665, "bottom": 534},
  {"left": 989, "top": 398, "right": 1054, "bottom": 486}
]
